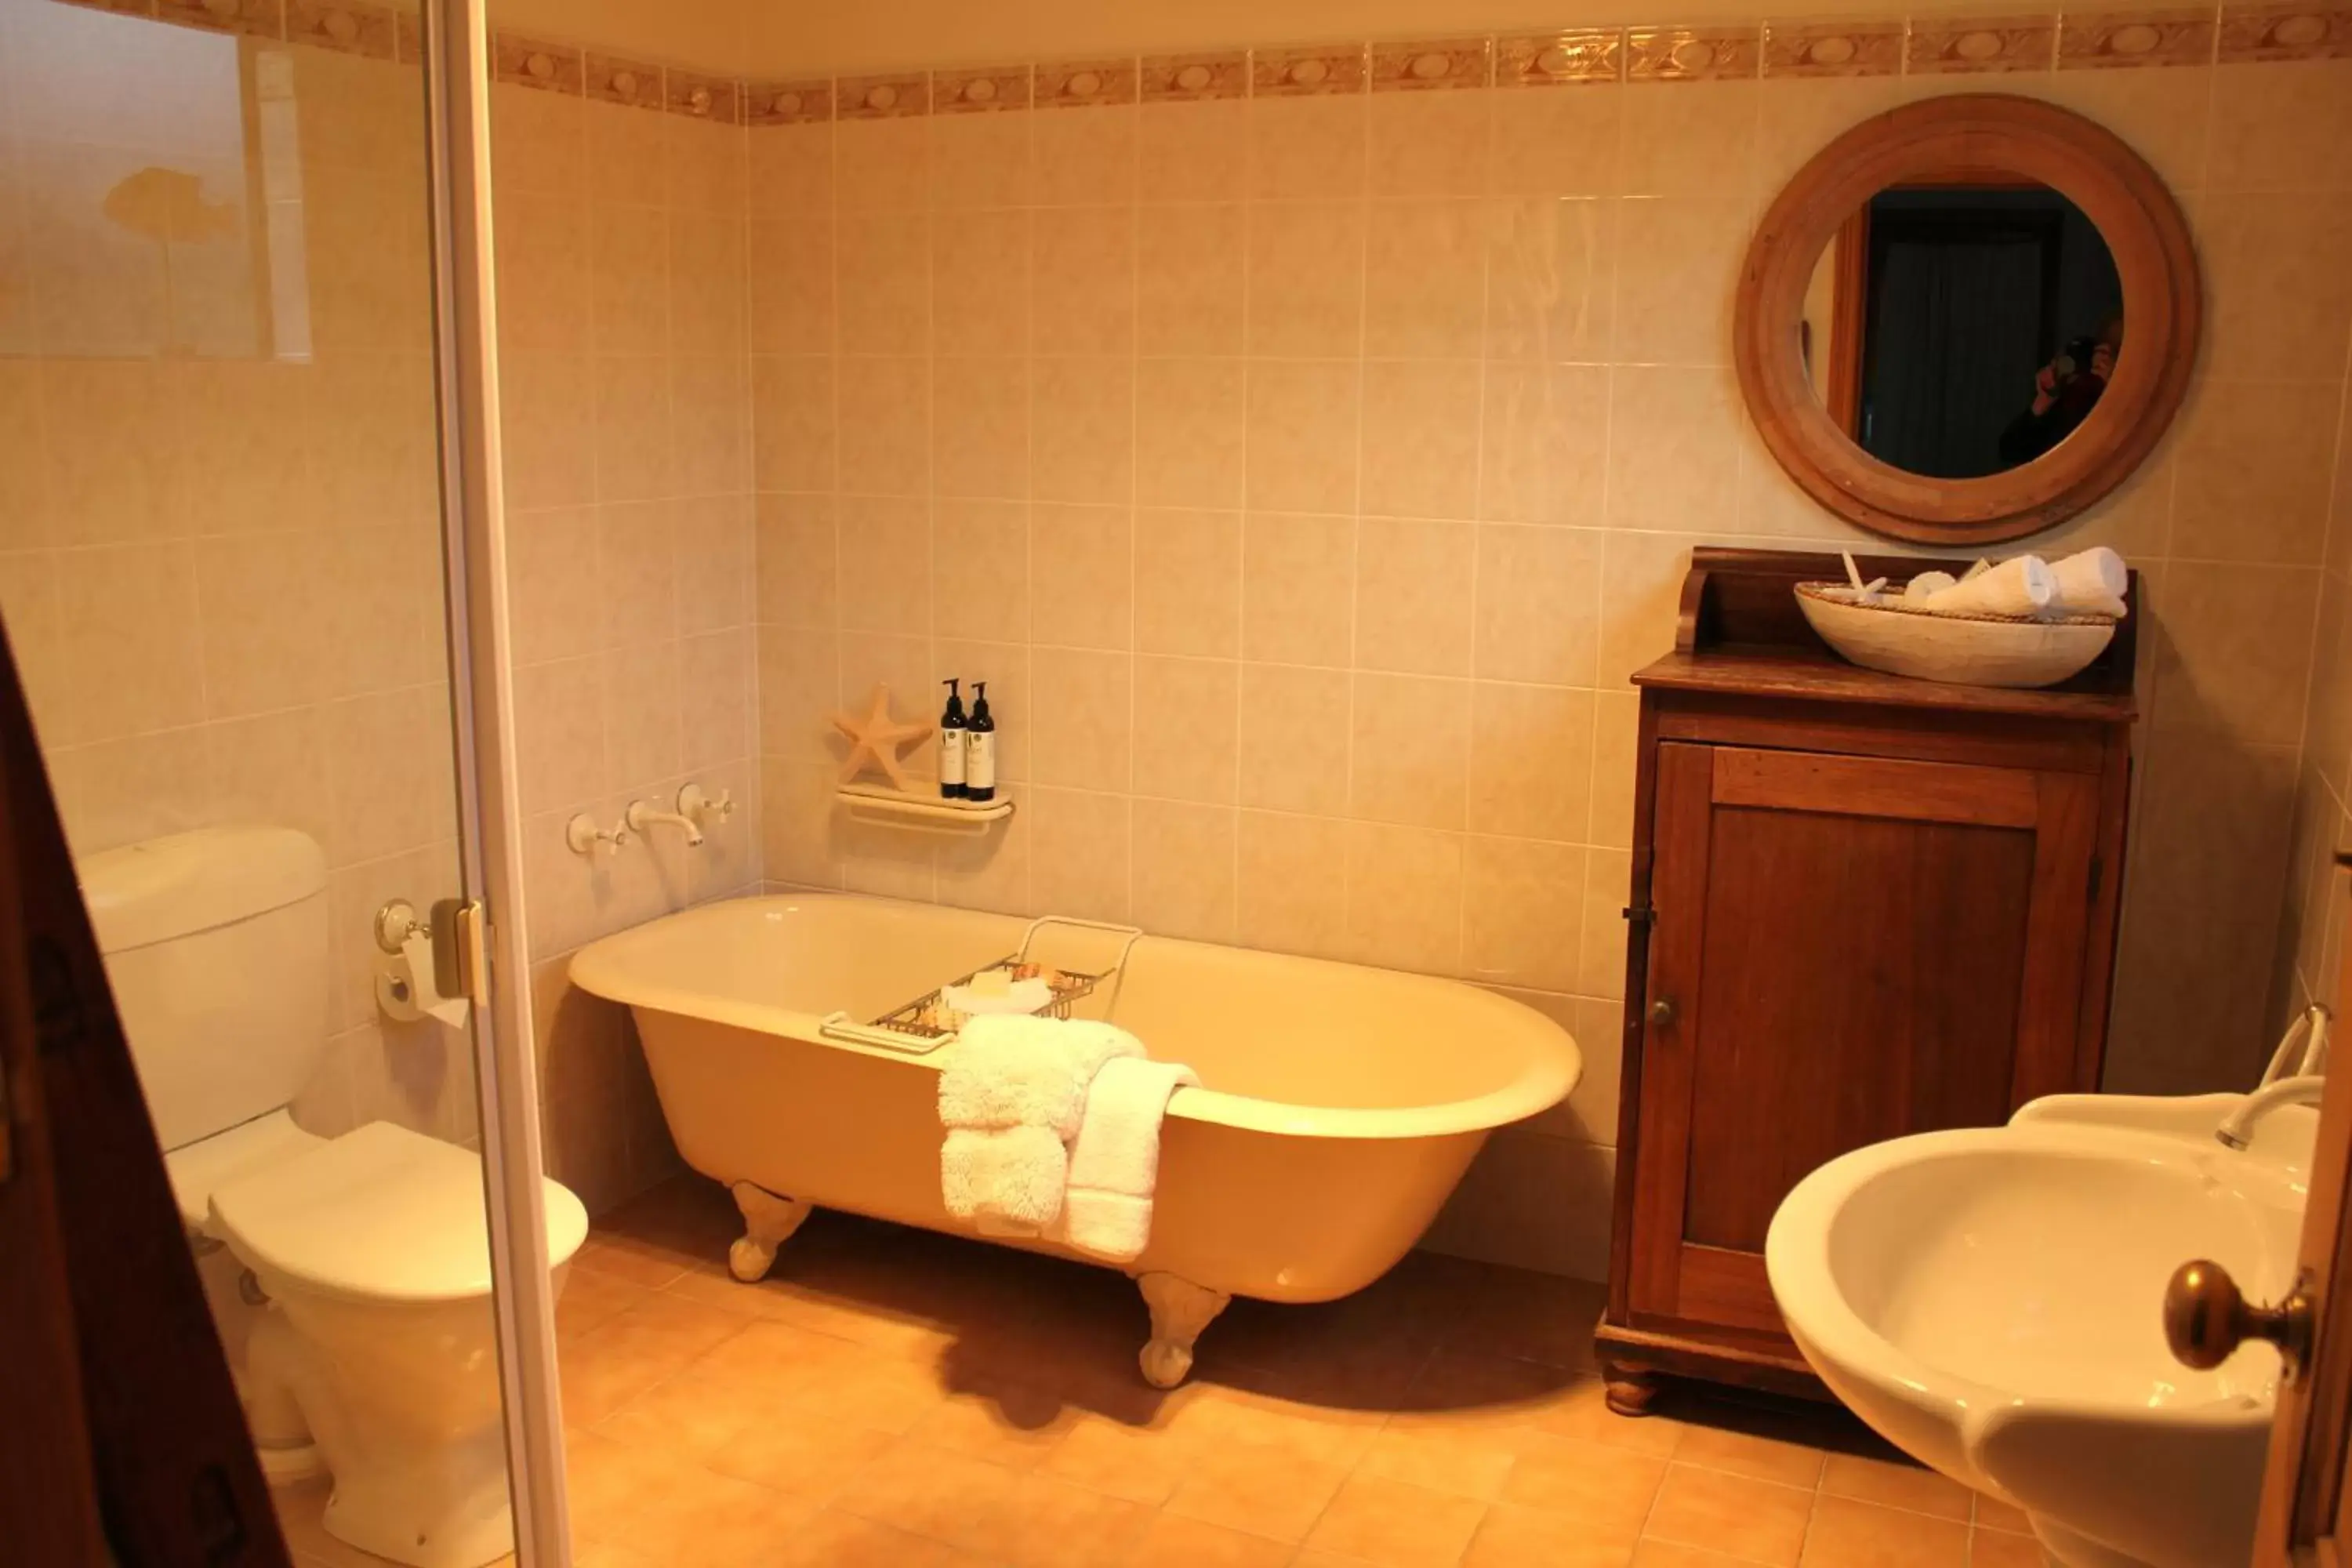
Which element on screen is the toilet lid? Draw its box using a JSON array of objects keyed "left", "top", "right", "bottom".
[
  {"left": 209, "top": 1121, "right": 590, "bottom": 1303},
  {"left": 162, "top": 1110, "right": 325, "bottom": 1232}
]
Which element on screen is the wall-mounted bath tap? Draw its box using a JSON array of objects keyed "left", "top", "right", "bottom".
[
  {"left": 626, "top": 797, "right": 705, "bottom": 847},
  {"left": 564, "top": 813, "right": 630, "bottom": 855},
  {"left": 677, "top": 782, "right": 735, "bottom": 831}
]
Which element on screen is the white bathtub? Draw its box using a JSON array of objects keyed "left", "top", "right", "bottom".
[{"left": 568, "top": 891, "right": 1579, "bottom": 1383}]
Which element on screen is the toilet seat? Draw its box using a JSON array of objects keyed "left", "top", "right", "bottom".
[
  {"left": 210, "top": 1121, "right": 588, "bottom": 1304},
  {"left": 164, "top": 1109, "right": 328, "bottom": 1232}
]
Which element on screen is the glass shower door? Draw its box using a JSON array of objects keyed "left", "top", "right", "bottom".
[{"left": 0, "top": 1, "right": 561, "bottom": 1563}]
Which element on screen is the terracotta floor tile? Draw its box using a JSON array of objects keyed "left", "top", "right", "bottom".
[
  {"left": 1643, "top": 1465, "right": 1815, "bottom": 1568},
  {"left": 1498, "top": 1429, "right": 1668, "bottom": 1541},
  {"left": 1800, "top": 1494, "right": 1970, "bottom": 1568},
  {"left": 832, "top": 1439, "right": 1029, "bottom": 1556},
  {"left": 1966, "top": 1526, "right": 2052, "bottom": 1568},
  {"left": 592, "top": 1365, "right": 771, "bottom": 1459},
  {"left": 768, "top": 1508, "right": 1000, "bottom": 1566},
  {"left": 1125, "top": 1512, "right": 1295, "bottom": 1568},
  {"left": 777, "top": 1346, "right": 953, "bottom": 1433},
  {"left": 1973, "top": 1495, "right": 2032, "bottom": 1533},
  {"left": 910, "top": 1378, "right": 1089, "bottom": 1471},
  {"left": 701, "top": 1404, "right": 898, "bottom": 1500},
  {"left": 1036, "top": 1414, "right": 1196, "bottom": 1505},
  {"left": 561, "top": 1425, "right": 715, "bottom": 1544},
  {"left": 556, "top": 1268, "right": 659, "bottom": 1341},
  {"left": 1163, "top": 1439, "right": 1352, "bottom": 1544},
  {"left": 1303, "top": 1474, "right": 1491, "bottom": 1567},
  {"left": 572, "top": 1232, "right": 696, "bottom": 1289},
  {"left": 1526, "top": 1378, "right": 1688, "bottom": 1458},
  {"left": 1000, "top": 1470, "right": 1159, "bottom": 1566},
  {"left": 1632, "top": 1543, "right": 1777, "bottom": 1567},
  {"left": 1819, "top": 1454, "right": 1972, "bottom": 1523},
  {"left": 1405, "top": 1348, "right": 1587, "bottom": 1428},
  {"left": 1183, "top": 1384, "right": 1386, "bottom": 1468},
  {"left": 1675, "top": 1425, "right": 1826, "bottom": 1490},
  {"left": 1467, "top": 1502, "right": 1647, "bottom": 1568},
  {"left": 1357, "top": 1419, "right": 1527, "bottom": 1501},
  {"left": 603, "top": 1455, "right": 804, "bottom": 1563}
]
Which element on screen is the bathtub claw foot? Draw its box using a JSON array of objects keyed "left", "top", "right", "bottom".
[
  {"left": 1136, "top": 1272, "right": 1229, "bottom": 1389},
  {"left": 728, "top": 1181, "right": 812, "bottom": 1283}
]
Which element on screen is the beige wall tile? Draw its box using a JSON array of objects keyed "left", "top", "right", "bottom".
[
  {"left": 1245, "top": 361, "right": 1361, "bottom": 514},
  {"left": 932, "top": 208, "right": 1030, "bottom": 357},
  {"left": 1033, "top": 204, "right": 1138, "bottom": 350},
  {"left": 1029, "top": 786, "right": 1131, "bottom": 920},
  {"left": 1248, "top": 201, "right": 1367, "bottom": 357},
  {"left": 1250, "top": 93, "right": 1367, "bottom": 201},
  {"left": 1462, "top": 836, "right": 1586, "bottom": 991},
  {"left": 837, "top": 354, "right": 930, "bottom": 495},
  {"left": 1610, "top": 197, "right": 1745, "bottom": 366},
  {"left": 1032, "top": 356, "right": 1135, "bottom": 503},
  {"left": 1132, "top": 798, "right": 1239, "bottom": 940},
  {"left": 1036, "top": 100, "right": 1138, "bottom": 207},
  {"left": 1032, "top": 646, "right": 1134, "bottom": 790},
  {"left": 1242, "top": 512, "right": 1354, "bottom": 665},
  {"left": 1359, "top": 361, "right": 1483, "bottom": 521},
  {"left": 1490, "top": 82, "right": 1622, "bottom": 198},
  {"left": 1363, "top": 198, "right": 1488, "bottom": 358},
  {"left": 2154, "top": 563, "right": 2321, "bottom": 744},
  {"left": 1344, "top": 819, "right": 1465, "bottom": 972},
  {"left": 1236, "top": 808, "right": 1349, "bottom": 956},
  {"left": 756, "top": 494, "right": 837, "bottom": 629},
  {"left": 1481, "top": 362, "right": 1611, "bottom": 524},
  {"left": 2171, "top": 380, "right": 2339, "bottom": 564},
  {"left": 1475, "top": 525, "right": 1602, "bottom": 685},
  {"left": 1356, "top": 517, "right": 1477, "bottom": 674},
  {"left": 1604, "top": 368, "right": 1740, "bottom": 532},
  {"left": 1469, "top": 682, "right": 1596, "bottom": 841},
  {"left": 1134, "top": 655, "right": 1240, "bottom": 804},
  {"left": 1135, "top": 508, "right": 1242, "bottom": 658},
  {"left": 1134, "top": 358, "right": 1247, "bottom": 509},
  {"left": 1032, "top": 502, "right": 1134, "bottom": 649},
  {"left": 1138, "top": 98, "right": 1249, "bottom": 202},
  {"left": 837, "top": 210, "right": 932, "bottom": 354},
  {"left": 1620, "top": 78, "right": 1757, "bottom": 196},
  {"left": 1349, "top": 672, "right": 1471, "bottom": 829},
  {"left": 2197, "top": 193, "right": 2352, "bottom": 384},
  {"left": 1137, "top": 204, "right": 1246, "bottom": 356},
  {"left": 1370, "top": 84, "right": 1494, "bottom": 198},
  {"left": 933, "top": 498, "right": 1030, "bottom": 644},
  {"left": 1238, "top": 662, "right": 1352, "bottom": 815},
  {"left": 51, "top": 541, "right": 202, "bottom": 746},
  {"left": 934, "top": 356, "right": 1033, "bottom": 500},
  {"left": 931, "top": 105, "right": 1036, "bottom": 210}
]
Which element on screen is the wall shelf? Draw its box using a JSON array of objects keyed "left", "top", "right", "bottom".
[{"left": 834, "top": 780, "right": 1014, "bottom": 833}]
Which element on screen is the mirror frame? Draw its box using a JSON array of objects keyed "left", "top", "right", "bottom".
[{"left": 1733, "top": 93, "right": 2200, "bottom": 546}]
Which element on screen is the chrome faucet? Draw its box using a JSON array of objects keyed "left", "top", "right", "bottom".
[
  {"left": 2216, "top": 1074, "right": 2326, "bottom": 1150},
  {"left": 625, "top": 797, "right": 705, "bottom": 847}
]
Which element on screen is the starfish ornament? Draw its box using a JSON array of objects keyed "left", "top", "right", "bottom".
[{"left": 830, "top": 684, "right": 935, "bottom": 792}]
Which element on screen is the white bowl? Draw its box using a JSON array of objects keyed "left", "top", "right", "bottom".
[{"left": 1795, "top": 583, "right": 2116, "bottom": 689}]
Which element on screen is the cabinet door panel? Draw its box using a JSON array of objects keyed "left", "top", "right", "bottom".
[{"left": 1630, "top": 742, "right": 2098, "bottom": 1333}]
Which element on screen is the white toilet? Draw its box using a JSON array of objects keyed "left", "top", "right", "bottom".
[{"left": 81, "top": 826, "right": 586, "bottom": 1568}]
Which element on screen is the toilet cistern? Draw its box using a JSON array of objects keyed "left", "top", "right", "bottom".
[
  {"left": 2216, "top": 1075, "right": 2326, "bottom": 1150},
  {"left": 624, "top": 797, "right": 702, "bottom": 846}
]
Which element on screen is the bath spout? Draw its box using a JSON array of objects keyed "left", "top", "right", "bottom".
[
  {"left": 2216, "top": 1075, "right": 2325, "bottom": 1150},
  {"left": 626, "top": 798, "right": 705, "bottom": 847}
]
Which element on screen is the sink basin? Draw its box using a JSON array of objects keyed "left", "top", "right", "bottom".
[{"left": 1767, "top": 1096, "right": 2310, "bottom": 1568}]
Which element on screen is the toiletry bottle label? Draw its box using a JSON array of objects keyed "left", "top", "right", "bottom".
[
  {"left": 940, "top": 728, "right": 967, "bottom": 788},
  {"left": 965, "top": 731, "right": 996, "bottom": 792}
]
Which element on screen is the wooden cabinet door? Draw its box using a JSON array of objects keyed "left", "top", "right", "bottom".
[{"left": 1627, "top": 741, "right": 2103, "bottom": 1338}]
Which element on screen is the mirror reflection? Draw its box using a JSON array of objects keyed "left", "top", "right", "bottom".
[{"left": 1801, "top": 179, "right": 2122, "bottom": 481}]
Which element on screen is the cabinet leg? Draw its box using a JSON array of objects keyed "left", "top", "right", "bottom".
[
  {"left": 728, "top": 1181, "right": 812, "bottom": 1283},
  {"left": 1602, "top": 1363, "right": 1663, "bottom": 1417}
]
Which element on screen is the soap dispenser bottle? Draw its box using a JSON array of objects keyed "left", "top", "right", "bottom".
[
  {"left": 938, "top": 679, "right": 968, "bottom": 800},
  {"left": 964, "top": 681, "right": 997, "bottom": 803}
]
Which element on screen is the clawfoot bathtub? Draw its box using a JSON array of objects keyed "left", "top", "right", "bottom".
[{"left": 569, "top": 892, "right": 1580, "bottom": 1385}]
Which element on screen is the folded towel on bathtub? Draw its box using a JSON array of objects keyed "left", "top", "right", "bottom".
[
  {"left": 941, "top": 1125, "right": 1068, "bottom": 1230},
  {"left": 938, "top": 1014, "right": 1146, "bottom": 1231},
  {"left": 938, "top": 1015, "right": 1145, "bottom": 1141},
  {"left": 1057, "top": 1056, "right": 1199, "bottom": 1263}
]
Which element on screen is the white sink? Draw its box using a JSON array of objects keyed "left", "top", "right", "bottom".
[{"left": 1767, "top": 1094, "right": 2313, "bottom": 1568}]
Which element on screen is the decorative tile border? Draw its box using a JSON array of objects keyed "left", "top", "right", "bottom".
[
  {"left": 1628, "top": 22, "right": 1764, "bottom": 78},
  {"left": 1500, "top": 30, "right": 1628, "bottom": 83},
  {"left": 41, "top": 0, "right": 2352, "bottom": 126},
  {"left": 1370, "top": 38, "right": 1495, "bottom": 89},
  {"left": 935, "top": 64, "right": 1032, "bottom": 114},
  {"left": 1907, "top": 13, "right": 2060, "bottom": 71},
  {"left": 2061, "top": 7, "right": 2218, "bottom": 64},
  {"left": 837, "top": 73, "right": 928, "bottom": 119},
  {"left": 746, "top": 79, "right": 833, "bottom": 127},
  {"left": 1253, "top": 44, "right": 1370, "bottom": 96},
  {"left": 286, "top": 0, "right": 394, "bottom": 60},
  {"left": 583, "top": 51, "right": 664, "bottom": 112},
  {"left": 2218, "top": 0, "right": 2352, "bottom": 57},
  {"left": 1764, "top": 19, "right": 1906, "bottom": 74},
  {"left": 1037, "top": 59, "right": 1138, "bottom": 107}
]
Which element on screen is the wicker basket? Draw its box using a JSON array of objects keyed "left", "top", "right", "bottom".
[{"left": 1795, "top": 582, "right": 2118, "bottom": 689}]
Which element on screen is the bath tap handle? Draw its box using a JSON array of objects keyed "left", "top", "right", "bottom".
[
  {"left": 564, "top": 813, "right": 631, "bottom": 856},
  {"left": 677, "top": 782, "right": 735, "bottom": 826}
]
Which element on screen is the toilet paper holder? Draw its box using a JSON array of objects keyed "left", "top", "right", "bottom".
[{"left": 373, "top": 898, "right": 469, "bottom": 1020}]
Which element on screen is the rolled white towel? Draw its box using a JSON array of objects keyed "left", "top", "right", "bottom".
[
  {"left": 1918, "top": 555, "right": 2054, "bottom": 619},
  {"left": 2048, "top": 546, "right": 2129, "bottom": 619},
  {"left": 1903, "top": 570, "right": 1958, "bottom": 601}
]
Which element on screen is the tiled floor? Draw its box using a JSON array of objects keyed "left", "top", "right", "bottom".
[{"left": 277, "top": 1175, "right": 2053, "bottom": 1566}]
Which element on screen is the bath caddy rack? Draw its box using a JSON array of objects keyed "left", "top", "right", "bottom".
[{"left": 817, "top": 914, "right": 1144, "bottom": 1056}]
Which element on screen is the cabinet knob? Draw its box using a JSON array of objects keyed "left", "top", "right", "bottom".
[
  {"left": 2162, "top": 1259, "right": 2312, "bottom": 1379},
  {"left": 1648, "top": 997, "right": 1677, "bottom": 1028}
]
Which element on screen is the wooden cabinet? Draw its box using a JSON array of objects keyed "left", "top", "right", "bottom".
[{"left": 1597, "top": 547, "right": 2137, "bottom": 1412}]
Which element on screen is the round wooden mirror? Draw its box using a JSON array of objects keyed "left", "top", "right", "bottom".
[{"left": 1734, "top": 94, "right": 2199, "bottom": 545}]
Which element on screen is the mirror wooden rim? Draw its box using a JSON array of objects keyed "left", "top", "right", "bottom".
[{"left": 1733, "top": 93, "right": 2200, "bottom": 546}]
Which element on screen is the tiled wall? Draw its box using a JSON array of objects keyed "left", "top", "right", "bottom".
[
  {"left": 486, "top": 20, "right": 768, "bottom": 1211},
  {"left": 732, "top": 11, "right": 2352, "bottom": 1276},
  {"left": 0, "top": 0, "right": 485, "bottom": 1149},
  {"left": 2276, "top": 361, "right": 2352, "bottom": 1030}
]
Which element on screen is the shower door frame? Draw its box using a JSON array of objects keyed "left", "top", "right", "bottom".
[{"left": 418, "top": 2, "right": 574, "bottom": 1563}]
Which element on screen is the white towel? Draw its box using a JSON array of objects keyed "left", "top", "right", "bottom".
[
  {"left": 1918, "top": 555, "right": 2055, "bottom": 619},
  {"left": 937, "top": 1014, "right": 1145, "bottom": 1232},
  {"left": 938, "top": 1014, "right": 1143, "bottom": 1140},
  {"left": 2048, "top": 546, "right": 2129, "bottom": 619},
  {"left": 1054, "top": 1057, "right": 1199, "bottom": 1263}
]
